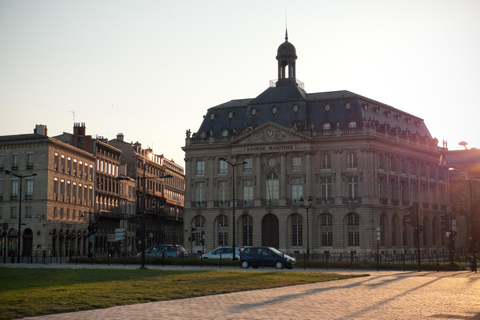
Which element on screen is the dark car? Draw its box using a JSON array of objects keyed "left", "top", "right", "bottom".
[
  {"left": 240, "top": 246, "right": 296, "bottom": 269},
  {"left": 137, "top": 244, "right": 187, "bottom": 258}
]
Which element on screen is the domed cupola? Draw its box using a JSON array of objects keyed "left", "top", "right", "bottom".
[{"left": 276, "top": 29, "right": 298, "bottom": 87}]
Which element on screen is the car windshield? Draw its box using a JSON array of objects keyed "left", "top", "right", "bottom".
[{"left": 269, "top": 247, "right": 283, "bottom": 255}]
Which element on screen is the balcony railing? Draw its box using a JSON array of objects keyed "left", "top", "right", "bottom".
[{"left": 343, "top": 197, "right": 362, "bottom": 204}]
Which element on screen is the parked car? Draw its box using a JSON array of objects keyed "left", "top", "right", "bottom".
[
  {"left": 137, "top": 244, "right": 187, "bottom": 258},
  {"left": 201, "top": 246, "right": 243, "bottom": 260},
  {"left": 240, "top": 246, "right": 296, "bottom": 269}
]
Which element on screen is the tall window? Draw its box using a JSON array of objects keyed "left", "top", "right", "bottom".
[
  {"left": 242, "top": 180, "right": 253, "bottom": 206},
  {"left": 0, "top": 179, "right": 3, "bottom": 201},
  {"left": 196, "top": 160, "right": 205, "bottom": 175},
  {"left": 321, "top": 213, "right": 333, "bottom": 246},
  {"left": 291, "top": 178, "right": 302, "bottom": 204},
  {"left": 10, "top": 207, "right": 16, "bottom": 218},
  {"left": 27, "top": 152, "right": 34, "bottom": 169},
  {"left": 243, "top": 158, "right": 253, "bottom": 173},
  {"left": 0, "top": 154, "right": 4, "bottom": 170},
  {"left": 389, "top": 157, "right": 396, "bottom": 172},
  {"left": 347, "top": 176, "right": 358, "bottom": 200},
  {"left": 402, "top": 216, "right": 408, "bottom": 246},
  {"left": 321, "top": 177, "right": 333, "bottom": 201},
  {"left": 378, "top": 154, "right": 384, "bottom": 170},
  {"left": 347, "top": 153, "right": 357, "bottom": 168},
  {"left": 292, "top": 157, "right": 302, "bottom": 171},
  {"left": 347, "top": 212, "right": 360, "bottom": 246},
  {"left": 321, "top": 154, "right": 331, "bottom": 169},
  {"left": 219, "top": 159, "right": 228, "bottom": 174},
  {"left": 60, "top": 180, "right": 65, "bottom": 201},
  {"left": 242, "top": 215, "right": 253, "bottom": 246},
  {"left": 217, "top": 181, "right": 228, "bottom": 206},
  {"left": 266, "top": 172, "right": 279, "bottom": 204},
  {"left": 193, "top": 215, "right": 205, "bottom": 246},
  {"left": 195, "top": 182, "right": 206, "bottom": 206},
  {"left": 291, "top": 214, "right": 303, "bottom": 246},
  {"left": 217, "top": 215, "right": 228, "bottom": 246},
  {"left": 12, "top": 153, "right": 19, "bottom": 170},
  {"left": 11, "top": 179, "right": 19, "bottom": 200},
  {"left": 25, "top": 178, "right": 34, "bottom": 200}
]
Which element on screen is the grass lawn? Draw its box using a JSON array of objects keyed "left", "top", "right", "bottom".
[{"left": 0, "top": 267, "right": 367, "bottom": 320}]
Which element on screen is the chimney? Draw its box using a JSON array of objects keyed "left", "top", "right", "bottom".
[
  {"left": 34, "top": 124, "right": 48, "bottom": 136},
  {"left": 117, "top": 133, "right": 124, "bottom": 141}
]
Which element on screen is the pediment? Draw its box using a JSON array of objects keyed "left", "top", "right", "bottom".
[{"left": 231, "top": 122, "right": 313, "bottom": 146}]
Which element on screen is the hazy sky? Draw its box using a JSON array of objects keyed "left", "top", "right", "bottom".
[{"left": 1, "top": 0, "right": 479, "bottom": 168}]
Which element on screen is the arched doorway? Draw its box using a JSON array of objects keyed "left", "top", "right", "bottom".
[
  {"left": 22, "top": 228, "right": 33, "bottom": 257},
  {"left": 262, "top": 214, "right": 279, "bottom": 248}
]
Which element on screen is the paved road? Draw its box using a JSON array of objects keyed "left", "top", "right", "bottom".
[{"left": 5, "top": 263, "right": 480, "bottom": 320}]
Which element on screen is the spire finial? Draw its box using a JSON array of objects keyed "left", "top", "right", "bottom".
[{"left": 285, "top": 12, "right": 288, "bottom": 41}]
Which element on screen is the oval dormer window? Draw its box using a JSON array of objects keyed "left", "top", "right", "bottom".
[
  {"left": 210, "top": 113, "right": 215, "bottom": 120},
  {"left": 251, "top": 108, "right": 257, "bottom": 116},
  {"left": 293, "top": 104, "right": 299, "bottom": 112},
  {"left": 228, "top": 111, "right": 234, "bottom": 119},
  {"left": 345, "top": 102, "right": 351, "bottom": 110}
]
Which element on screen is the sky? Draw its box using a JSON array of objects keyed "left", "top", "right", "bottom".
[{"left": 1, "top": 0, "right": 480, "bottom": 169}]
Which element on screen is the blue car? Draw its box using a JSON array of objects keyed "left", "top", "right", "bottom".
[{"left": 240, "top": 246, "right": 296, "bottom": 269}]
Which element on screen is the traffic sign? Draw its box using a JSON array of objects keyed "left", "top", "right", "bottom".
[{"left": 115, "top": 228, "right": 126, "bottom": 241}]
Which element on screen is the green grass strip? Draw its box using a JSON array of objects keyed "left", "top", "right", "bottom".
[{"left": 0, "top": 267, "right": 366, "bottom": 319}]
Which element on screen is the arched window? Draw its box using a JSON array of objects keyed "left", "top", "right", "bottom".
[
  {"left": 380, "top": 214, "right": 387, "bottom": 246},
  {"left": 392, "top": 215, "right": 398, "bottom": 246},
  {"left": 323, "top": 122, "right": 331, "bottom": 131},
  {"left": 321, "top": 213, "right": 333, "bottom": 246},
  {"left": 291, "top": 214, "right": 303, "bottom": 246},
  {"left": 432, "top": 218, "right": 437, "bottom": 246},
  {"left": 402, "top": 216, "right": 408, "bottom": 246},
  {"left": 347, "top": 212, "right": 360, "bottom": 246},
  {"left": 422, "top": 217, "right": 429, "bottom": 247},
  {"left": 348, "top": 121, "right": 357, "bottom": 129},
  {"left": 266, "top": 172, "right": 279, "bottom": 205},
  {"left": 241, "top": 215, "right": 253, "bottom": 246},
  {"left": 216, "top": 215, "right": 228, "bottom": 246}
]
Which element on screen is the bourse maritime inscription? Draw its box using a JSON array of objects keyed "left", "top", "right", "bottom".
[{"left": 245, "top": 145, "right": 294, "bottom": 152}]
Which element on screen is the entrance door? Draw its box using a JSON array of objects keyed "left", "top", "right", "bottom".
[
  {"left": 262, "top": 214, "right": 279, "bottom": 248},
  {"left": 22, "top": 228, "right": 33, "bottom": 257}
]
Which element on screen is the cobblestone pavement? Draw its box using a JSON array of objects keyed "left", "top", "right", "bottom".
[{"left": 5, "top": 263, "right": 480, "bottom": 320}]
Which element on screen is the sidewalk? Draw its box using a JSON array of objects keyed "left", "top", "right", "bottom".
[{"left": 5, "top": 263, "right": 480, "bottom": 320}]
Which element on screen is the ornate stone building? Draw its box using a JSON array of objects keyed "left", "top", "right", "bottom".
[
  {"left": 183, "top": 33, "right": 450, "bottom": 256},
  {"left": 0, "top": 125, "right": 94, "bottom": 259}
]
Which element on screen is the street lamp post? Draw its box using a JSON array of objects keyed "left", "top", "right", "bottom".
[
  {"left": 299, "top": 196, "right": 313, "bottom": 260},
  {"left": 4, "top": 170, "right": 37, "bottom": 263},
  {"left": 219, "top": 157, "right": 247, "bottom": 260}
]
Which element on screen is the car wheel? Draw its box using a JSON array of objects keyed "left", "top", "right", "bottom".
[
  {"left": 241, "top": 260, "right": 249, "bottom": 269},
  {"left": 275, "top": 261, "right": 283, "bottom": 269}
]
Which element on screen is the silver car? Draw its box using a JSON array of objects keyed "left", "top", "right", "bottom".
[{"left": 201, "top": 246, "right": 243, "bottom": 260}]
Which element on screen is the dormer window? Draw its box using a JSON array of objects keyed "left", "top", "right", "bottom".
[
  {"left": 293, "top": 104, "right": 299, "bottom": 112},
  {"left": 228, "top": 111, "right": 234, "bottom": 119},
  {"left": 210, "top": 113, "right": 215, "bottom": 120},
  {"left": 323, "top": 122, "right": 332, "bottom": 130},
  {"left": 272, "top": 106, "right": 278, "bottom": 114},
  {"left": 348, "top": 121, "right": 357, "bottom": 129},
  {"left": 325, "top": 104, "right": 331, "bottom": 112},
  {"left": 251, "top": 108, "right": 257, "bottom": 116},
  {"left": 345, "top": 102, "right": 351, "bottom": 110},
  {"left": 221, "top": 130, "right": 229, "bottom": 137}
]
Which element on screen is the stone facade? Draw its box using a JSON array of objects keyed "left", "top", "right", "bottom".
[
  {"left": 183, "top": 34, "right": 450, "bottom": 256},
  {"left": 0, "top": 125, "right": 95, "bottom": 259}
]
